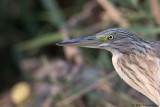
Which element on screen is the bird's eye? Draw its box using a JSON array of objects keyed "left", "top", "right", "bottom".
[{"left": 107, "top": 35, "right": 114, "bottom": 40}]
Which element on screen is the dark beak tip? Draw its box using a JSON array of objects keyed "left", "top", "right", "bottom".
[
  {"left": 56, "top": 42, "right": 63, "bottom": 46},
  {"left": 56, "top": 39, "right": 78, "bottom": 46},
  {"left": 56, "top": 41, "right": 72, "bottom": 46}
]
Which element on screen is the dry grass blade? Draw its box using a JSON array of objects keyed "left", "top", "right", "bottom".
[
  {"left": 56, "top": 72, "right": 117, "bottom": 107},
  {"left": 59, "top": 26, "right": 84, "bottom": 64},
  {"left": 149, "top": 0, "right": 160, "bottom": 25},
  {"left": 96, "top": 0, "right": 129, "bottom": 28}
]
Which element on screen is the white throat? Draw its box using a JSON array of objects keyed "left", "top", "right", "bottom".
[{"left": 110, "top": 50, "right": 132, "bottom": 84}]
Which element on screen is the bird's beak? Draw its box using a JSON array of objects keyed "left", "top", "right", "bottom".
[{"left": 56, "top": 36, "right": 104, "bottom": 48}]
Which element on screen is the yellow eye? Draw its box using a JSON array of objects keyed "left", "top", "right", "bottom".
[
  {"left": 107, "top": 35, "right": 114, "bottom": 40},
  {"left": 96, "top": 34, "right": 114, "bottom": 41}
]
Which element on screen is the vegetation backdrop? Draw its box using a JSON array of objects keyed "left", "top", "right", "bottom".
[{"left": 0, "top": 0, "right": 160, "bottom": 106}]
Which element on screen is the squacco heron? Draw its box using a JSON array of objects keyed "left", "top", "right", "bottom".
[{"left": 56, "top": 28, "right": 160, "bottom": 106}]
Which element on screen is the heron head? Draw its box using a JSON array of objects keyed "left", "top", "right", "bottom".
[{"left": 56, "top": 28, "right": 147, "bottom": 53}]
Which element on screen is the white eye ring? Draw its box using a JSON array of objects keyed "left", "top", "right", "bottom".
[{"left": 107, "top": 35, "right": 114, "bottom": 40}]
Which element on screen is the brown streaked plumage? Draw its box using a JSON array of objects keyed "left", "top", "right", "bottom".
[{"left": 56, "top": 28, "right": 160, "bottom": 106}]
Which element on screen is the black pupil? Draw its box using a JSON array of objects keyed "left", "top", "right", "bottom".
[{"left": 109, "top": 36, "right": 113, "bottom": 39}]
